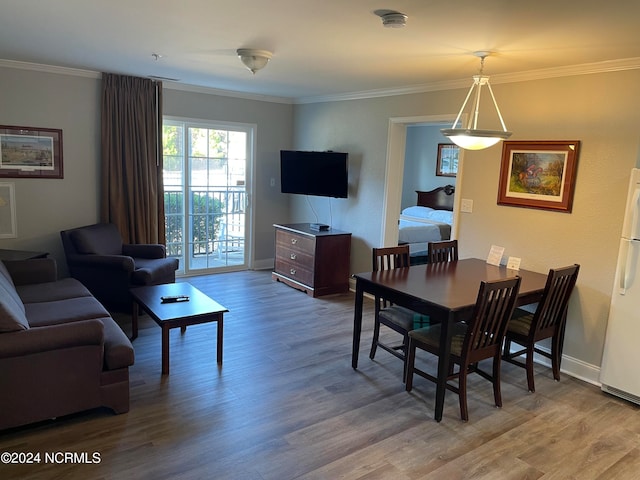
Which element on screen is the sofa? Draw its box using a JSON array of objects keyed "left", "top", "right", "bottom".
[
  {"left": 0, "top": 258, "right": 135, "bottom": 430},
  {"left": 60, "top": 223, "right": 179, "bottom": 312}
]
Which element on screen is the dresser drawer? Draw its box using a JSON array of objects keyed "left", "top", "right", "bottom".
[
  {"left": 275, "top": 247, "right": 314, "bottom": 270},
  {"left": 274, "top": 258, "right": 314, "bottom": 286},
  {"left": 276, "top": 230, "right": 315, "bottom": 255}
]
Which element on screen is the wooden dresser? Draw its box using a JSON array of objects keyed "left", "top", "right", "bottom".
[{"left": 272, "top": 223, "right": 351, "bottom": 297}]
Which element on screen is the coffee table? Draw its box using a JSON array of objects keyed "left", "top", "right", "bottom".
[{"left": 130, "top": 282, "right": 228, "bottom": 375}]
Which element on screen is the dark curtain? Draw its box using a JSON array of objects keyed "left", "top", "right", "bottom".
[{"left": 100, "top": 73, "right": 165, "bottom": 244}]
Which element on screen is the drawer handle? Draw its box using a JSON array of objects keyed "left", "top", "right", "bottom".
[
  {"left": 290, "top": 253, "right": 297, "bottom": 260},
  {"left": 291, "top": 238, "right": 297, "bottom": 245},
  {"left": 290, "top": 268, "right": 296, "bottom": 275}
]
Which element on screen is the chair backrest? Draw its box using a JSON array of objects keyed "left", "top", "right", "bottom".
[
  {"left": 428, "top": 240, "right": 459, "bottom": 264},
  {"left": 463, "top": 276, "right": 522, "bottom": 362},
  {"left": 372, "top": 245, "right": 411, "bottom": 272},
  {"left": 530, "top": 264, "right": 580, "bottom": 339},
  {"left": 61, "top": 223, "right": 124, "bottom": 256}
]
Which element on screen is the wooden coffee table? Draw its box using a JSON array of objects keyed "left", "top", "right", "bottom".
[{"left": 130, "top": 282, "right": 228, "bottom": 374}]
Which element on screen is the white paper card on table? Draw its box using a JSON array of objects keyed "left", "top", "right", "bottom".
[
  {"left": 507, "top": 256, "right": 521, "bottom": 271},
  {"left": 486, "top": 245, "right": 505, "bottom": 266}
]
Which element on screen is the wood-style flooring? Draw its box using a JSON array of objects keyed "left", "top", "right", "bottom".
[{"left": 1, "top": 270, "right": 640, "bottom": 479}]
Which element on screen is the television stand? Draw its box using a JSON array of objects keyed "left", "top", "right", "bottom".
[{"left": 309, "top": 223, "right": 330, "bottom": 231}]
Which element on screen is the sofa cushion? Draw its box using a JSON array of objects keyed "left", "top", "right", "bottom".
[
  {"left": 17, "top": 278, "right": 93, "bottom": 304},
  {"left": 25, "top": 297, "right": 111, "bottom": 327},
  {"left": 0, "top": 262, "right": 28, "bottom": 333},
  {"left": 0, "top": 285, "right": 29, "bottom": 332},
  {"left": 0, "top": 261, "right": 26, "bottom": 312},
  {"left": 71, "top": 224, "right": 123, "bottom": 255}
]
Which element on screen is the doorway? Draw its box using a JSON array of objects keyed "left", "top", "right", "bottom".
[{"left": 381, "top": 114, "right": 462, "bottom": 248}]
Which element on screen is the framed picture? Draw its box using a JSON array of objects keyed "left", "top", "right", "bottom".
[
  {"left": 0, "top": 182, "right": 17, "bottom": 238},
  {"left": 436, "top": 144, "right": 459, "bottom": 177},
  {"left": 497, "top": 140, "right": 580, "bottom": 212},
  {"left": 0, "top": 125, "right": 63, "bottom": 178}
]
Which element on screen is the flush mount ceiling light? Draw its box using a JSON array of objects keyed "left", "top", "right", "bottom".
[
  {"left": 237, "top": 48, "right": 272, "bottom": 74},
  {"left": 441, "top": 52, "right": 512, "bottom": 150}
]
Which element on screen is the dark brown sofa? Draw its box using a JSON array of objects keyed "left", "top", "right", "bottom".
[
  {"left": 0, "top": 258, "right": 134, "bottom": 430},
  {"left": 60, "top": 223, "right": 179, "bottom": 311}
]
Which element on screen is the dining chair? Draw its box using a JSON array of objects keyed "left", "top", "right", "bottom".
[
  {"left": 370, "top": 245, "right": 425, "bottom": 380},
  {"left": 405, "top": 276, "right": 521, "bottom": 421},
  {"left": 427, "top": 239, "right": 458, "bottom": 263},
  {"left": 502, "top": 264, "right": 580, "bottom": 392}
]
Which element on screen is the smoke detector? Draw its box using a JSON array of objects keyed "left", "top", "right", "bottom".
[{"left": 376, "top": 10, "right": 408, "bottom": 28}]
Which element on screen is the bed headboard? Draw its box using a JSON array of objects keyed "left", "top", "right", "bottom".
[{"left": 416, "top": 185, "right": 455, "bottom": 211}]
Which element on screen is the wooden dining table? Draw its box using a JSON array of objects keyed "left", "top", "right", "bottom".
[{"left": 351, "top": 257, "right": 549, "bottom": 422}]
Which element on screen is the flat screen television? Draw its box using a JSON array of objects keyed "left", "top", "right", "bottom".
[{"left": 280, "top": 150, "right": 349, "bottom": 198}]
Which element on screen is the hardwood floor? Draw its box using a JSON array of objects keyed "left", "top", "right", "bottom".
[{"left": 1, "top": 270, "right": 640, "bottom": 479}]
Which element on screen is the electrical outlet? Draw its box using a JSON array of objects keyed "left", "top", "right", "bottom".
[
  {"left": 270, "top": 177, "right": 275, "bottom": 187},
  {"left": 460, "top": 198, "right": 473, "bottom": 213}
]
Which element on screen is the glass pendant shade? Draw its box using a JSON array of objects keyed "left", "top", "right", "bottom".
[{"left": 237, "top": 49, "right": 272, "bottom": 74}]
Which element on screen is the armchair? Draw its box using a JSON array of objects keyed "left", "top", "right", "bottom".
[{"left": 60, "top": 223, "right": 179, "bottom": 311}]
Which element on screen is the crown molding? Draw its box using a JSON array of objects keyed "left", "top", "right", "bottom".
[
  {"left": 293, "top": 57, "right": 640, "bottom": 104},
  {"left": 2, "top": 56, "right": 640, "bottom": 106},
  {"left": 0, "top": 59, "right": 100, "bottom": 79},
  {"left": 0, "top": 58, "right": 293, "bottom": 104}
]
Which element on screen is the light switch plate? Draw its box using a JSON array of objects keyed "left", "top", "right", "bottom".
[{"left": 460, "top": 198, "right": 473, "bottom": 213}]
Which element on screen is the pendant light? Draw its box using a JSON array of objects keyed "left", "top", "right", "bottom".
[{"left": 441, "top": 52, "right": 512, "bottom": 150}]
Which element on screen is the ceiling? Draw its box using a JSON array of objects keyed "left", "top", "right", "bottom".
[{"left": 1, "top": 1, "right": 639, "bottom": 102}]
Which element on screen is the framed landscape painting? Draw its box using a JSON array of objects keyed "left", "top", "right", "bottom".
[
  {"left": 497, "top": 140, "right": 580, "bottom": 212},
  {"left": 0, "top": 125, "right": 63, "bottom": 179}
]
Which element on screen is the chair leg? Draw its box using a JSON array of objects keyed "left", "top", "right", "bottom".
[
  {"left": 526, "top": 344, "right": 536, "bottom": 393},
  {"left": 551, "top": 335, "right": 562, "bottom": 382},
  {"left": 492, "top": 353, "right": 503, "bottom": 408},
  {"left": 458, "top": 364, "right": 469, "bottom": 422},
  {"left": 369, "top": 318, "right": 381, "bottom": 360},
  {"left": 401, "top": 333, "right": 409, "bottom": 383},
  {"left": 405, "top": 338, "right": 417, "bottom": 392}
]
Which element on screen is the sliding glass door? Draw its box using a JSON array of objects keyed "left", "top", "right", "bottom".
[{"left": 163, "top": 118, "right": 253, "bottom": 275}]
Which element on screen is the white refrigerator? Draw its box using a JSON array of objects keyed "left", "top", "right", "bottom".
[{"left": 600, "top": 167, "right": 640, "bottom": 404}]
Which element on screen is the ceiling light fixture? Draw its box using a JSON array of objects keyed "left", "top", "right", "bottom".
[
  {"left": 380, "top": 12, "right": 407, "bottom": 28},
  {"left": 237, "top": 48, "right": 272, "bottom": 74},
  {"left": 441, "top": 52, "right": 512, "bottom": 150}
]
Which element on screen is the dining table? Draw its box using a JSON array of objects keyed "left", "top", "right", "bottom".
[{"left": 351, "top": 257, "right": 549, "bottom": 422}]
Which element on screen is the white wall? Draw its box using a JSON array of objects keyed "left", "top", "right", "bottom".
[
  {"left": 293, "top": 69, "right": 640, "bottom": 378},
  {"left": 0, "top": 66, "right": 294, "bottom": 270}
]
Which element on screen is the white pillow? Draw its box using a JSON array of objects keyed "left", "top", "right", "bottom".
[{"left": 401, "top": 206, "right": 434, "bottom": 218}]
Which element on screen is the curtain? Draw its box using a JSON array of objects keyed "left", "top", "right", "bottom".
[{"left": 100, "top": 73, "right": 165, "bottom": 244}]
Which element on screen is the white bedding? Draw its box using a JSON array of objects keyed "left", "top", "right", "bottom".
[
  {"left": 398, "top": 207, "right": 453, "bottom": 253},
  {"left": 398, "top": 216, "right": 450, "bottom": 243}
]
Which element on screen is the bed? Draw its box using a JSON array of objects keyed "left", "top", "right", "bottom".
[{"left": 398, "top": 185, "right": 455, "bottom": 258}]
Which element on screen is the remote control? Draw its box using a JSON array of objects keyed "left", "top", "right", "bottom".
[{"left": 161, "top": 295, "right": 190, "bottom": 303}]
